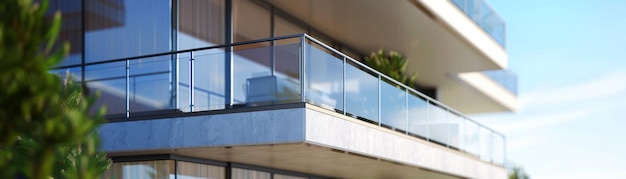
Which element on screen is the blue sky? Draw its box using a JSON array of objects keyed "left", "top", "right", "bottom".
[{"left": 472, "top": 0, "right": 626, "bottom": 178}]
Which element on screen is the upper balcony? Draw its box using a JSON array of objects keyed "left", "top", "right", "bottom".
[
  {"left": 54, "top": 34, "right": 505, "bottom": 176},
  {"left": 450, "top": 0, "right": 506, "bottom": 48}
]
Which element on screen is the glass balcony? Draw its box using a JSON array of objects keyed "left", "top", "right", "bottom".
[
  {"left": 450, "top": 0, "right": 506, "bottom": 47},
  {"left": 54, "top": 33, "right": 506, "bottom": 166},
  {"left": 482, "top": 70, "right": 518, "bottom": 95}
]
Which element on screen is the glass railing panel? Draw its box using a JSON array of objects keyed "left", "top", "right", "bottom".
[
  {"left": 464, "top": 120, "right": 480, "bottom": 155},
  {"left": 128, "top": 55, "right": 174, "bottom": 113},
  {"left": 177, "top": 52, "right": 192, "bottom": 112},
  {"left": 84, "top": 61, "right": 126, "bottom": 115},
  {"left": 305, "top": 43, "right": 344, "bottom": 110},
  {"left": 479, "top": 127, "right": 492, "bottom": 161},
  {"left": 450, "top": 0, "right": 506, "bottom": 47},
  {"left": 233, "top": 42, "right": 272, "bottom": 106},
  {"left": 274, "top": 42, "right": 301, "bottom": 82},
  {"left": 407, "top": 91, "right": 429, "bottom": 138},
  {"left": 193, "top": 49, "right": 226, "bottom": 111},
  {"left": 448, "top": 112, "right": 465, "bottom": 150},
  {"left": 492, "top": 133, "right": 505, "bottom": 164},
  {"left": 481, "top": 70, "right": 517, "bottom": 95},
  {"left": 428, "top": 103, "right": 449, "bottom": 145},
  {"left": 233, "top": 40, "right": 302, "bottom": 107},
  {"left": 380, "top": 78, "right": 407, "bottom": 132},
  {"left": 272, "top": 42, "right": 302, "bottom": 103},
  {"left": 345, "top": 61, "right": 379, "bottom": 124}
]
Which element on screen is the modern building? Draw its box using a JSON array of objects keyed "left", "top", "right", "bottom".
[{"left": 51, "top": 0, "right": 518, "bottom": 178}]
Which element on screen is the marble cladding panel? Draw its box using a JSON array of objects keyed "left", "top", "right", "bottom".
[
  {"left": 99, "top": 108, "right": 306, "bottom": 152},
  {"left": 304, "top": 108, "right": 506, "bottom": 179}
]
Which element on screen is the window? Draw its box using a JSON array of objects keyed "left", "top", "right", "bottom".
[
  {"left": 178, "top": 0, "right": 225, "bottom": 50},
  {"left": 232, "top": 168, "right": 271, "bottom": 179},
  {"left": 103, "top": 160, "right": 175, "bottom": 179},
  {"left": 85, "top": 0, "right": 172, "bottom": 62},
  {"left": 177, "top": 161, "right": 225, "bottom": 179}
]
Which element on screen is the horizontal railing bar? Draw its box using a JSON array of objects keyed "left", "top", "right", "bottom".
[
  {"left": 53, "top": 33, "right": 304, "bottom": 70},
  {"left": 83, "top": 71, "right": 171, "bottom": 83}
]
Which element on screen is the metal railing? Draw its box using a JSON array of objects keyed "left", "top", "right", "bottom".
[
  {"left": 54, "top": 33, "right": 506, "bottom": 165},
  {"left": 450, "top": 0, "right": 506, "bottom": 47}
]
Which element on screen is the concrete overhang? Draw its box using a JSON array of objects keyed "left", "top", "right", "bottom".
[
  {"left": 443, "top": 72, "right": 519, "bottom": 114},
  {"left": 100, "top": 104, "right": 507, "bottom": 179},
  {"left": 264, "top": 0, "right": 512, "bottom": 113}
]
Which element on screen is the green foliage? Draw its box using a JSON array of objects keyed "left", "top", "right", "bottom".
[
  {"left": 364, "top": 49, "right": 418, "bottom": 88},
  {"left": 509, "top": 166, "right": 530, "bottom": 179},
  {"left": 0, "top": 0, "right": 111, "bottom": 178}
]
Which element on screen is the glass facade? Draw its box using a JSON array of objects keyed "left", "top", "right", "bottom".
[
  {"left": 177, "top": 161, "right": 226, "bottom": 179},
  {"left": 85, "top": 0, "right": 172, "bottom": 62},
  {"left": 103, "top": 160, "right": 176, "bottom": 179},
  {"left": 49, "top": 0, "right": 83, "bottom": 66},
  {"left": 178, "top": 0, "right": 225, "bottom": 50},
  {"left": 104, "top": 158, "right": 324, "bottom": 179}
]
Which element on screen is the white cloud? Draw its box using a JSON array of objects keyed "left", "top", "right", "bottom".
[
  {"left": 521, "top": 70, "right": 626, "bottom": 109},
  {"left": 474, "top": 69, "right": 626, "bottom": 134},
  {"left": 496, "top": 104, "right": 604, "bottom": 133},
  {"left": 538, "top": 169, "right": 626, "bottom": 179},
  {"left": 472, "top": 69, "right": 626, "bottom": 179}
]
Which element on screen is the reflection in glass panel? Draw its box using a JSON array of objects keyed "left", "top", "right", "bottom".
[
  {"left": 464, "top": 121, "right": 480, "bottom": 155},
  {"left": 428, "top": 104, "right": 449, "bottom": 145},
  {"left": 448, "top": 113, "right": 464, "bottom": 150},
  {"left": 85, "top": 61, "right": 127, "bottom": 115},
  {"left": 492, "top": 134, "right": 505, "bottom": 165},
  {"left": 103, "top": 160, "right": 175, "bottom": 179},
  {"left": 129, "top": 55, "right": 173, "bottom": 112},
  {"left": 178, "top": 52, "right": 192, "bottom": 112},
  {"left": 479, "top": 127, "right": 492, "bottom": 161},
  {"left": 129, "top": 56, "right": 173, "bottom": 113},
  {"left": 177, "top": 161, "right": 225, "bottom": 179},
  {"left": 380, "top": 80, "right": 407, "bottom": 132},
  {"left": 408, "top": 92, "right": 429, "bottom": 138},
  {"left": 274, "top": 174, "right": 307, "bottom": 179},
  {"left": 50, "top": 0, "right": 83, "bottom": 66},
  {"left": 233, "top": 43, "right": 270, "bottom": 105},
  {"left": 234, "top": 0, "right": 270, "bottom": 42},
  {"left": 345, "top": 61, "right": 378, "bottom": 123},
  {"left": 193, "top": 49, "right": 226, "bottom": 111},
  {"left": 306, "top": 44, "right": 344, "bottom": 110},
  {"left": 86, "top": 0, "right": 172, "bottom": 62},
  {"left": 273, "top": 42, "right": 301, "bottom": 102},
  {"left": 178, "top": 0, "right": 224, "bottom": 50},
  {"left": 232, "top": 168, "right": 271, "bottom": 179}
]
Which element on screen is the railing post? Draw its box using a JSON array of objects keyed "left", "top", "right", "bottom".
[
  {"left": 405, "top": 88, "right": 409, "bottom": 135},
  {"left": 189, "top": 51, "right": 195, "bottom": 112},
  {"left": 426, "top": 100, "right": 430, "bottom": 141},
  {"left": 342, "top": 56, "right": 347, "bottom": 115},
  {"left": 478, "top": 126, "right": 482, "bottom": 160},
  {"left": 300, "top": 34, "right": 306, "bottom": 102},
  {"left": 225, "top": 0, "right": 233, "bottom": 108},
  {"left": 503, "top": 134, "right": 507, "bottom": 165},
  {"left": 446, "top": 109, "right": 450, "bottom": 148},
  {"left": 377, "top": 75, "right": 381, "bottom": 126},
  {"left": 125, "top": 60, "right": 130, "bottom": 118}
]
